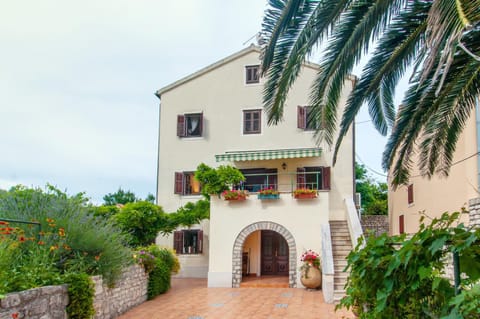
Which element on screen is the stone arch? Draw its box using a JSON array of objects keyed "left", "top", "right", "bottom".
[{"left": 232, "top": 221, "right": 297, "bottom": 288}]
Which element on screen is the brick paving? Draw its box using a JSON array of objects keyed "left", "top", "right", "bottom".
[{"left": 118, "top": 278, "right": 355, "bottom": 319}]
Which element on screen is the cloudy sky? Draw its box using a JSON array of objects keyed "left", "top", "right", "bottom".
[{"left": 1, "top": 1, "right": 389, "bottom": 204}]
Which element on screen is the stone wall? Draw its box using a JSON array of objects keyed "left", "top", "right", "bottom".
[
  {"left": 0, "top": 285, "right": 68, "bottom": 319},
  {"left": 469, "top": 198, "right": 480, "bottom": 228},
  {"left": 92, "top": 265, "right": 148, "bottom": 319},
  {"left": 361, "top": 215, "right": 389, "bottom": 237},
  {"left": 0, "top": 265, "right": 148, "bottom": 319}
]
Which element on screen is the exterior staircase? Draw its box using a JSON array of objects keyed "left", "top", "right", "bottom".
[{"left": 329, "top": 220, "right": 353, "bottom": 302}]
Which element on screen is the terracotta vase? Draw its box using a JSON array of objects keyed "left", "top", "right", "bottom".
[{"left": 300, "top": 264, "right": 322, "bottom": 289}]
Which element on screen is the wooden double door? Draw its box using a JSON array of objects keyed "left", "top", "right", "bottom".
[{"left": 261, "top": 230, "right": 289, "bottom": 275}]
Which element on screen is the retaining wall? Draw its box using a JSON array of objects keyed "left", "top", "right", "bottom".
[{"left": 0, "top": 265, "right": 148, "bottom": 319}]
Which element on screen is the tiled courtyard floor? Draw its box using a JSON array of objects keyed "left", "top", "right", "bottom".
[{"left": 118, "top": 278, "right": 355, "bottom": 319}]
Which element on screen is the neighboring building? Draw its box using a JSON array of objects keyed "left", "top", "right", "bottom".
[
  {"left": 154, "top": 45, "right": 360, "bottom": 301},
  {"left": 388, "top": 109, "right": 479, "bottom": 235}
]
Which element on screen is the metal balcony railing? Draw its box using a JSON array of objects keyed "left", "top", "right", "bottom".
[{"left": 234, "top": 171, "right": 325, "bottom": 193}]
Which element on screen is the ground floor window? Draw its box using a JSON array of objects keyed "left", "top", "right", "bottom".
[{"left": 174, "top": 229, "right": 203, "bottom": 254}]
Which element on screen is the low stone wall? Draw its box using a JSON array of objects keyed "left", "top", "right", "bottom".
[
  {"left": 361, "top": 215, "right": 389, "bottom": 237},
  {"left": 92, "top": 265, "right": 148, "bottom": 319},
  {"left": 0, "top": 265, "right": 148, "bottom": 319},
  {"left": 0, "top": 285, "right": 68, "bottom": 319}
]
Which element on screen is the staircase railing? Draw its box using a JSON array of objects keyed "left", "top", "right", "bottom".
[
  {"left": 320, "top": 224, "right": 335, "bottom": 303},
  {"left": 344, "top": 196, "right": 364, "bottom": 248}
]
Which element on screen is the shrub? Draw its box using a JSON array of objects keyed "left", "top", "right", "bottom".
[
  {"left": 135, "top": 245, "right": 180, "bottom": 299},
  {"left": 114, "top": 201, "right": 170, "bottom": 247},
  {"left": 64, "top": 273, "right": 95, "bottom": 319},
  {"left": 337, "top": 211, "right": 480, "bottom": 318},
  {"left": 0, "top": 185, "right": 132, "bottom": 286}
]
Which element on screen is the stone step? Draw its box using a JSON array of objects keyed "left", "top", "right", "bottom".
[
  {"left": 332, "top": 240, "right": 352, "bottom": 246},
  {"left": 334, "top": 283, "right": 346, "bottom": 290}
]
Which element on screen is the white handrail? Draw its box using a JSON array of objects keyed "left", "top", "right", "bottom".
[{"left": 344, "top": 196, "right": 364, "bottom": 248}]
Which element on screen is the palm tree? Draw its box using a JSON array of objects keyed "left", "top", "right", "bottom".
[{"left": 261, "top": 0, "right": 480, "bottom": 186}]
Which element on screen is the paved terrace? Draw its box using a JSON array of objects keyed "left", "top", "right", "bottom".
[{"left": 119, "top": 278, "right": 354, "bottom": 319}]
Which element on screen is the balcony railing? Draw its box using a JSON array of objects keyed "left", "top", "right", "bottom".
[{"left": 234, "top": 171, "right": 326, "bottom": 194}]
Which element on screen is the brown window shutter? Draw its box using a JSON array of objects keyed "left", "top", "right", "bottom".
[
  {"left": 297, "top": 106, "right": 306, "bottom": 129},
  {"left": 173, "top": 231, "right": 184, "bottom": 254},
  {"left": 322, "top": 167, "right": 331, "bottom": 190},
  {"left": 198, "top": 230, "right": 203, "bottom": 254},
  {"left": 296, "top": 167, "right": 306, "bottom": 189},
  {"left": 407, "top": 184, "right": 414, "bottom": 204},
  {"left": 399, "top": 215, "right": 405, "bottom": 234},
  {"left": 174, "top": 172, "right": 184, "bottom": 194},
  {"left": 177, "top": 115, "right": 186, "bottom": 137}
]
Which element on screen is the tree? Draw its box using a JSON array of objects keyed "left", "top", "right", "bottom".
[
  {"left": 102, "top": 188, "right": 155, "bottom": 205},
  {"left": 103, "top": 188, "right": 138, "bottom": 205},
  {"left": 355, "top": 163, "right": 388, "bottom": 215},
  {"left": 261, "top": 0, "right": 480, "bottom": 187}
]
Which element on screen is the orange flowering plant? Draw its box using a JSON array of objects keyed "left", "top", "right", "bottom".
[{"left": 259, "top": 187, "right": 279, "bottom": 195}]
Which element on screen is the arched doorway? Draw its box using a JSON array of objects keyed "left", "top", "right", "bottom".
[{"left": 231, "top": 221, "right": 297, "bottom": 288}]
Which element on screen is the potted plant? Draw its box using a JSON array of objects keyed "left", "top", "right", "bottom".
[
  {"left": 300, "top": 249, "right": 322, "bottom": 289},
  {"left": 195, "top": 163, "right": 245, "bottom": 198},
  {"left": 257, "top": 187, "right": 280, "bottom": 200},
  {"left": 222, "top": 189, "right": 249, "bottom": 201},
  {"left": 293, "top": 188, "right": 318, "bottom": 199}
]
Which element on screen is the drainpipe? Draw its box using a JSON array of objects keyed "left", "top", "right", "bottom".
[
  {"left": 155, "top": 92, "right": 162, "bottom": 205},
  {"left": 476, "top": 98, "right": 480, "bottom": 191}
]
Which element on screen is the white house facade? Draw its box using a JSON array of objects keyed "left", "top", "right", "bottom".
[{"left": 154, "top": 45, "right": 362, "bottom": 302}]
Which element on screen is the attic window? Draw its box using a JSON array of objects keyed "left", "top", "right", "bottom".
[{"left": 245, "top": 65, "right": 260, "bottom": 84}]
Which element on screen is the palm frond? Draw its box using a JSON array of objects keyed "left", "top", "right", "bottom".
[
  {"left": 310, "top": 0, "right": 408, "bottom": 146},
  {"left": 332, "top": 0, "right": 430, "bottom": 164}
]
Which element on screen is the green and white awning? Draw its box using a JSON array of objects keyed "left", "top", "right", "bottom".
[{"left": 215, "top": 148, "right": 322, "bottom": 162}]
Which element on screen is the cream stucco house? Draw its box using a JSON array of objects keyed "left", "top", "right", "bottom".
[
  {"left": 154, "top": 45, "right": 363, "bottom": 302},
  {"left": 388, "top": 107, "right": 480, "bottom": 235}
]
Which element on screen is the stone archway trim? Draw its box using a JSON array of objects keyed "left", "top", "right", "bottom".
[{"left": 231, "top": 221, "right": 297, "bottom": 288}]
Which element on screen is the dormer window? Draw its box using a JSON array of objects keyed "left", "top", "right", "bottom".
[{"left": 245, "top": 65, "right": 260, "bottom": 84}]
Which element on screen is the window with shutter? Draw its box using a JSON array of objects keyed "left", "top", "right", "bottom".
[
  {"left": 297, "top": 106, "right": 306, "bottom": 129},
  {"left": 407, "top": 184, "right": 414, "bottom": 204},
  {"left": 177, "top": 113, "right": 203, "bottom": 137},
  {"left": 322, "top": 167, "right": 331, "bottom": 190},
  {"left": 173, "top": 231, "right": 184, "bottom": 254},
  {"left": 174, "top": 172, "right": 184, "bottom": 194},
  {"left": 174, "top": 229, "right": 203, "bottom": 255}
]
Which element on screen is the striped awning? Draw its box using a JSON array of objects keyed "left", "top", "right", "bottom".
[{"left": 215, "top": 148, "right": 322, "bottom": 162}]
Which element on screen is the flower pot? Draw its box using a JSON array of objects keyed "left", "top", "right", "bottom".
[
  {"left": 294, "top": 193, "right": 317, "bottom": 199},
  {"left": 300, "top": 264, "right": 322, "bottom": 289},
  {"left": 224, "top": 196, "right": 246, "bottom": 201},
  {"left": 258, "top": 193, "right": 280, "bottom": 200}
]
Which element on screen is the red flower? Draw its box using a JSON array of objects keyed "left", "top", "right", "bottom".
[
  {"left": 38, "top": 241, "right": 45, "bottom": 245},
  {"left": 0, "top": 221, "right": 8, "bottom": 225},
  {"left": 19, "top": 236, "right": 26, "bottom": 242},
  {"left": 11, "top": 312, "right": 18, "bottom": 319}
]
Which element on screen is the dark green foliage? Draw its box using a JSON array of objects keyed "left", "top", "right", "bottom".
[
  {"left": 88, "top": 204, "right": 120, "bottom": 220},
  {"left": 194, "top": 163, "right": 245, "bottom": 198},
  {"left": 64, "top": 273, "right": 95, "bottom": 319},
  {"left": 136, "top": 245, "right": 179, "bottom": 300},
  {"left": 114, "top": 201, "right": 170, "bottom": 247},
  {"left": 338, "top": 211, "right": 480, "bottom": 318},
  {"left": 147, "top": 259, "right": 171, "bottom": 299},
  {"left": 169, "top": 199, "right": 210, "bottom": 227},
  {"left": 355, "top": 163, "right": 387, "bottom": 215},
  {"left": 103, "top": 188, "right": 138, "bottom": 205}
]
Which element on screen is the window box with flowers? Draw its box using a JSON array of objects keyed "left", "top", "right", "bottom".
[
  {"left": 293, "top": 188, "right": 318, "bottom": 199},
  {"left": 300, "top": 249, "right": 322, "bottom": 289},
  {"left": 222, "top": 189, "right": 249, "bottom": 201},
  {"left": 257, "top": 187, "right": 280, "bottom": 200}
]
